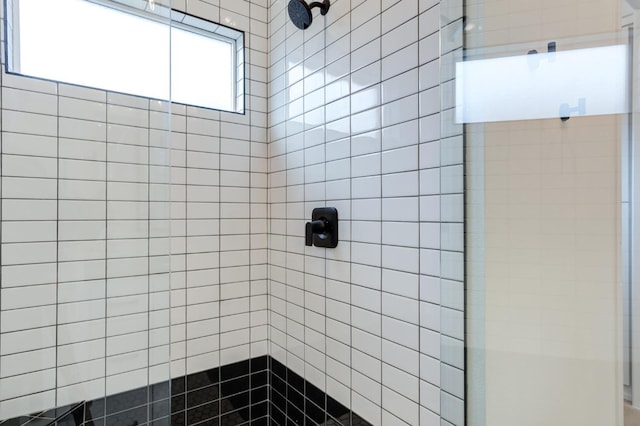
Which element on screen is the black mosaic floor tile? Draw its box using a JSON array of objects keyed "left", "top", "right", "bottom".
[
  {"left": 249, "top": 416, "right": 269, "bottom": 426},
  {"left": 285, "top": 371, "right": 304, "bottom": 397},
  {"left": 270, "top": 403, "right": 285, "bottom": 426},
  {"left": 304, "top": 399, "right": 324, "bottom": 424},
  {"left": 56, "top": 403, "right": 85, "bottom": 426},
  {"left": 304, "top": 384, "right": 324, "bottom": 412},
  {"left": 173, "top": 392, "right": 188, "bottom": 414},
  {"left": 1, "top": 356, "right": 374, "bottom": 426},
  {"left": 251, "top": 401, "right": 269, "bottom": 419},
  {"left": 187, "top": 400, "right": 220, "bottom": 425},
  {"left": 106, "top": 387, "right": 148, "bottom": 415},
  {"left": 325, "top": 396, "right": 348, "bottom": 422},
  {"left": 41, "top": 403, "right": 78, "bottom": 420},
  {"left": 150, "top": 398, "right": 170, "bottom": 420},
  {"left": 187, "top": 368, "right": 219, "bottom": 392},
  {"left": 250, "top": 356, "right": 268, "bottom": 374},
  {"left": 19, "top": 418, "right": 52, "bottom": 426},
  {"left": 0, "top": 417, "right": 30, "bottom": 426},
  {"left": 270, "top": 389, "right": 287, "bottom": 417},
  {"left": 85, "top": 399, "right": 105, "bottom": 422},
  {"left": 105, "top": 405, "right": 147, "bottom": 426},
  {"left": 191, "top": 417, "right": 219, "bottom": 426},
  {"left": 187, "top": 385, "right": 220, "bottom": 409},
  {"left": 350, "top": 413, "right": 370, "bottom": 426},
  {"left": 270, "top": 360, "right": 286, "bottom": 381},
  {"left": 221, "top": 360, "right": 249, "bottom": 382},
  {"left": 220, "top": 408, "right": 247, "bottom": 426},
  {"left": 251, "top": 371, "right": 268, "bottom": 389},
  {"left": 286, "top": 402, "right": 304, "bottom": 425},
  {"left": 286, "top": 386, "right": 304, "bottom": 414},
  {"left": 150, "top": 416, "right": 171, "bottom": 426},
  {"left": 151, "top": 382, "right": 171, "bottom": 402},
  {"left": 285, "top": 417, "right": 299, "bottom": 426},
  {"left": 250, "top": 385, "right": 268, "bottom": 404},
  {"left": 172, "top": 377, "right": 186, "bottom": 395},
  {"left": 85, "top": 417, "right": 106, "bottom": 426},
  {"left": 171, "top": 411, "right": 186, "bottom": 426},
  {"left": 220, "top": 391, "right": 249, "bottom": 416},
  {"left": 304, "top": 415, "right": 319, "bottom": 425},
  {"left": 271, "top": 374, "right": 286, "bottom": 397},
  {"left": 322, "top": 414, "right": 349, "bottom": 426},
  {"left": 220, "top": 376, "right": 250, "bottom": 399}
]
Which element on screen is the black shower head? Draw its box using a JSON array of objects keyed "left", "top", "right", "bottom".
[{"left": 288, "top": 0, "right": 330, "bottom": 30}]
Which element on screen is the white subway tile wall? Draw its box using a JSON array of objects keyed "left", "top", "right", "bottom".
[
  {"left": 0, "top": 0, "right": 466, "bottom": 423},
  {"left": 267, "top": 0, "right": 464, "bottom": 425},
  {"left": 0, "top": 0, "right": 268, "bottom": 420}
]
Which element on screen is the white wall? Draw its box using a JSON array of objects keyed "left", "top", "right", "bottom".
[
  {"left": 0, "top": 0, "right": 269, "bottom": 420},
  {"left": 267, "top": 0, "right": 465, "bottom": 424}
]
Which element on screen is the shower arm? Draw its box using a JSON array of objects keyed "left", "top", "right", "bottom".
[{"left": 309, "top": 0, "right": 330, "bottom": 15}]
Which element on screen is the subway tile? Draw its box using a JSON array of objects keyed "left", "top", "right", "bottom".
[
  {"left": 1, "top": 263, "right": 57, "bottom": 289},
  {"left": 381, "top": 268, "right": 419, "bottom": 299},
  {"left": 0, "top": 369, "right": 56, "bottom": 401},
  {"left": 352, "top": 391, "right": 381, "bottom": 426},
  {"left": 382, "top": 145, "right": 418, "bottom": 174},
  {"left": 59, "top": 96, "right": 106, "bottom": 121},
  {"left": 0, "top": 347, "right": 56, "bottom": 379},
  {"left": 59, "top": 180, "right": 106, "bottom": 200},
  {"left": 2, "top": 110, "right": 57, "bottom": 136},
  {"left": 1, "top": 284, "right": 56, "bottom": 310},
  {"left": 2, "top": 154, "right": 57, "bottom": 179},
  {"left": 2, "top": 132, "right": 57, "bottom": 158},
  {"left": 382, "top": 293, "right": 419, "bottom": 324},
  {"left": 0, "top": 327, "right": 57, "bottom": 356},
  {"left": 382, "top": 93, "right": 419, "bottom": 128},
  {"left": 59, "top": 83, "right": 106, "bottom": 102},
  {"left": 382, "top": 222, "right": 419, "bottom": 247},
  {"left": 1, "top": 305, "right": 57, "bottom": 333},
  {"left": 59, "top": 117, "right": 106, "bottom": 141},
  {"left": 3, "top": 177, "right": 57, "bottom": 199},
  {"left": 382, "top": 17, "right": 418, "bottom": 57},
  {"left": 2, "top": 221, "right": 57, "bottom": 243},
  {"left": 108, "top": 105, "right": 149, "bottom": 128},
  {"left": 1, "top": 242, "right": 56, "bottom": 265}
]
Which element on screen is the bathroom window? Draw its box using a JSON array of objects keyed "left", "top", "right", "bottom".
[{"left": 5, "top": 0, "right": 245, "bottom": 113}]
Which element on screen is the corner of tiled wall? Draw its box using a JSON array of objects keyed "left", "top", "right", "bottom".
[{"left": 152, "top": 0, "right": 271, "bottom": 383}]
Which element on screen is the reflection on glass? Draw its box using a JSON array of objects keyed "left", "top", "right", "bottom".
[
  {"left": 456, "top": 45, "right": 629, "bottom": 123},
  {"left": 461, "top": 0, "right": 631, "bottom": 425}
]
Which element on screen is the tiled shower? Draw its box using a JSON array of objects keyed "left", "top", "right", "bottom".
[{"left": 0, "top": 0, "right": 464, "bottom": 425}]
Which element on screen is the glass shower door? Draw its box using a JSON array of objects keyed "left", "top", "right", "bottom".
[
  {"left": 460, "top": 0, "right": 632, "bottom": 424},
  {"left": 0, "top": 0, "right": 172, "bottom": 423}
]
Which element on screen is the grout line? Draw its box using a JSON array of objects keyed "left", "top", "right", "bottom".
[
  {"left": 146, "top": 97, "right": 151, "bottom": 424},
  {"left": 103, "top": 88, "right": 109, "bottom": 421},
  {"left": 379, "top": 2, "right": 384, "bottom": 422},
  {"left": 54, "top": 81, "right": 60, "bottom": 412}
]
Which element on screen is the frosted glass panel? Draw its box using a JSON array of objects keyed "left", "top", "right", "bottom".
[{"left": 456, "top": 45, "right": 629, "bottom": 123}]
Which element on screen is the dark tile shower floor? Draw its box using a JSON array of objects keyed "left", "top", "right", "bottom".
[{"left": 0, "top": 356, "right": 372, "bottom": 426}]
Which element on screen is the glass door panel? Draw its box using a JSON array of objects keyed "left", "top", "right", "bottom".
[{"left": 461, "top": 0, "right": 630, "bottom": 425}]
